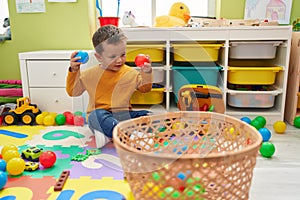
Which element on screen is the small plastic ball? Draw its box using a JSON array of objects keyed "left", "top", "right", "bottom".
[
  {"left": 0, "top": 171, "right": 8, "bottom": 189},
  {"left": 74, "top": 111, "right": 83, "bottom": 116},
  {"left": 254, "top": 116, "right": 266, "bottom": 127},
  {"left": 76, "top": 51, "right": 89, "bottom": 64},
  {"left": 273, "top": 121, "right": 286, "bottom": 134},
  {"left": 41, "top": 111, "right": 49, "bottom": 116},
  {"left": 0, "top": 159, "right": 7, "bottom": 171},
  {"left": 65, "top": 113, "right": 74, "bottom": 125},
  {"left": 55, "top": 114, "right": 66, "bottom": 125},
  {"left": 2, "top": 150, "right": 20, "bottom": 162},
  {"left": 240, "top": 117, "right": 251, "bottom": 124},
  {"left": 294, "top": 116, "right": 300, "bottom": 128},
  {"left": 43, "top": 115, "right": 55, "bottom": 126},
  {"left": 40, "top": 151, "right": 56, "bottom": 168},
  {"left": 35, "top": 114, "right": 45, "bottom": 125},
  {"left": 258, "top": 127, "right": 271, "bottom": 142},
  {"left": 260, "top": 142, "right": 275, "bottom": 158},
  {"left": 63, "top": 111, "right": 72, "bottom": 117},
  {"left": 6, "top": 157, "right": 25, "bottom": 176},
  {"left": 74, "top": 116, "right": 85, "bottom": 126},
  {"left": 250, "top": 120, "right": 264, "bottom": 130},
  {"left": 1, "top": 144, "right": 18, "bottom": 156}
]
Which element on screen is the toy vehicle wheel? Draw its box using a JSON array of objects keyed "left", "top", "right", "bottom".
[
  {"left": 21, "top": 112, "right": 35, "bottom": 125},
  {"left": 3, "top": 112, "right": 18, "bottom": 125}
]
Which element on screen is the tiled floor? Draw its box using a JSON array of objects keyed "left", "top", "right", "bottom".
[{"left": 249, "top": 124, "right": 300, "bottom": 200}]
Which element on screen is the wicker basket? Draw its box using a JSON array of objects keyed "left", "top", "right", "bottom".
[{"left": 113, "top": 111, "right": 262, "bottom": 200}]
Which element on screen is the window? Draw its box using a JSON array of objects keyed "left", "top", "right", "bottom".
[
  {"left": 100, "top": 0, "right": 210, "bottom": 27},
  {"left": 0, "top": 0, "right": 9, "bottom": 34}
]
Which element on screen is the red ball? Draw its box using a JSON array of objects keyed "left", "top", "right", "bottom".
[
  {"left": 63, "top": 111, "right": 72, "bottom": 117},
  {"left": 39, "top": 151, "right": 56, "bottom": 168},
  {"left": 134, "top": 54, "right": 150, "bottom": 67},
  {"left": 65, "top": 113, "right": 74, "bottom": 125},
  {"left": 74, "top": 116, "right": 85, "bottom": 126}
]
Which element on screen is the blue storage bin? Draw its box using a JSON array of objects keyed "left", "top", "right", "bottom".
[{"left": 172, "top": 66, "right": 222, "bottom": 102}]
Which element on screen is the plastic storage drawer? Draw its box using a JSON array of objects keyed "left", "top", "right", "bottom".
[
  {"left": 126, "top": 44, "right": 165, "bottom": 64},
  {"left": 227, "top": 88, "right": 280, "bottom": 108},
  {"left": 130, "top": 88, "right": 164, "bottom": 105},
  {"left": 172, "top": 43, "right": 222, "bottom": 62},
  {"left": 229, "top": 41, "right": 282, "bottom": 59},
  {"left": 136, "top": 68, "right": 164, "bottom": 83},
  {"left": 227, "top": 66, "right": 282, "bottom": 85},
  {"left": 172, "top": 66, "right": 222, "bottom": 102}
]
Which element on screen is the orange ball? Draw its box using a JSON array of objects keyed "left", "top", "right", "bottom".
[{"left": 6, "top": 157, "right": 25, "bottom": 176}]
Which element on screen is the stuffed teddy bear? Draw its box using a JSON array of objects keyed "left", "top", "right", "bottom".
[
  {"left": 0, "top": 18, "right": 11, "bottom": 42},
  {"left": 153, "top": 2, "right": 190, "bottom": 27},
  {"left": 122, "top": 11, "right": 138, "bottom": 27}
]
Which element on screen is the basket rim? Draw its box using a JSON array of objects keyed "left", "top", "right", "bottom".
[{"left": 113, "top": 111, "right": 263, "bottom": 159}]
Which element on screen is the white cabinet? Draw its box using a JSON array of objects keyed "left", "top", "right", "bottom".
[
  {"left": 19, "top": 50, "right": 98, "bottom": 113},
  {"left": 19, "top": 26, "right": 292, "bottom": 124}
]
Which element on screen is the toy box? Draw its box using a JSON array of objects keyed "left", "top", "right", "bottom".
[{"left": 130, "top": 88, "right": 164, "bottom": 105}]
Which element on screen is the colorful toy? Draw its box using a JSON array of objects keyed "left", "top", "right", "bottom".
[
  {"left": 258, "top": 127, "right": 271, "bottom": 142},
  {"left": 260, "top": 142, "right": 275, "bottom": 158},
  {"left": 35, "top": 113, "right": 45, "bottom": 125},
  {"left": 240, "top": 116, "right": 251, "bottom": 124},
  {"left": 254, "top": 116, "right": 266, "bottom": 127},
  {"left": 39, "top": 151, "right": 56, "bottom": 168},
  {"left": 43, "top": 114, "right": 56, "bottom": 126},
  {"left": 6, "top": 157, "right": 25, "bottom": 176},
  {"left": 21, "top": 146, "right": 43, "bottom": 162},
  {"left": 134, "top": 54, "right": 150, "bottom": 67},
  {"left": 55, "top": 114, "right": 66, "bottom": 125},
  {"left": 75, "top": 51, "right": 89, "bottom": 64},
  {"left": 0, "top": 171, "right": 8, "bottom": 189},
  {"left": 0, "top": 159, "right": 6, "bottom": 171},
  {"left": 122, "top": 11, "right": 138, "bottom": 27},
  {"left": 24, "top": 161, "right": 39, "bottom": 171},
  {"left": 250, "top": 119, "right": 264, "bottom": 130},
  {"left": 54, "top": 170, "right": 70, "bottom": 191},
  {"left": 65, "top": 113, "right": 75, "bottom": 125},
  {"left": 154, "top": 2, "right": 190, "bottom": 27},
  {"left": 1, "top": 144, "right": 18, "bottom": 155},
  {"left": 74, "top": 115, "right": 85, "bottom": 126},
  {"left": 293, "top": 116, "right": 300, "bottom": 128},
  {"left": 2, "top": 149, "right": 20, "bottom": 162},
  {"left": 273, "top": 121, "right": 286, "bottom": 134},
  {"left": 2, "top": 97, "right": 41, "bottom": 125}
]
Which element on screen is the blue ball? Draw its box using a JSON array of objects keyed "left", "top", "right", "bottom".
[
  {"left": 0, "top": 159, "right": 6, "bottom": 172},
  {"left": 0, "top": 171, "right": 8, "bottom": 189},
  {"left": 241, "top": 117, "right": 251, "bottom": 124},
  {"left": 259, "top": 127, "right": 272, "bottom": 142},
  {"left": 76, "top": 51, "right": 89, "bottom": 64}
]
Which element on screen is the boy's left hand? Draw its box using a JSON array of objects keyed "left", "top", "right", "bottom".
[{"left": 141, "top": 62, "right": 152, "bottom": 73}]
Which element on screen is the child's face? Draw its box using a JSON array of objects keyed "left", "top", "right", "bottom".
[{"left": 95, "top": 39, "right": 127, "bottom": 72}]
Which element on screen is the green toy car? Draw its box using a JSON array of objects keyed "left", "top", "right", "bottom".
[
  {"left": 21, "top": 147, "right": 43, "bottom": 162},
  {"left": 24, "top": 161, "right": 39, "bottom": 171}
]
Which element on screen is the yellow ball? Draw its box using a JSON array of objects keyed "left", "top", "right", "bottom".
[
  {"left": 1, "top": 144, "right": 18, "bottom": 155},
  {"left": 3, "top": 150, "right": 20, "bottom": 162},
  {"left": 273, "top": 121, "right": 286, "bottom": 134},
  {"left": 41, "top": 111, "right": 49, "bottom": 116},
  {"left": 43, "top": 115, "right": 55, "bottom": 126},
  {"left": 35, "top": 114, "right": 45, "bottom": 125},
  {"left": 6, "top": 157, "right": 25, "bottom": 176}
]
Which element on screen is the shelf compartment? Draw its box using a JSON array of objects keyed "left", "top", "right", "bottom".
[
  {"left": 228, "top": 66, "right": 282, "bottom": 85},
  {"left": 229, "top": 41, "right": 282, "bottom": 59},
  {"left": 130, "top": 88, "right": 164, "bottom": 105},
  {"left": 126, "top": 44, "right": 165, "bottom": 64}
]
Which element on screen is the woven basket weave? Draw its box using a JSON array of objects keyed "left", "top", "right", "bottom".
[{"left": 113, "top": 111, "right": 262, "bottom": 200}]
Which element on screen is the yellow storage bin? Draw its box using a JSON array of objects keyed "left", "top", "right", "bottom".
[
  {"left": 297, "top": 92, "right": 300, "bottom": 109},
  {"left": 172, "top": 43, "right": 223, "bottom": 62},
  {"left": 228, "top": 66, "right": 282, "bottom": 85},
  {"left": 130, "top": 88, "right": 164, "bottom": 105},
  {"left": 126, "top": 44, "right": 165, "bottom": 63}
]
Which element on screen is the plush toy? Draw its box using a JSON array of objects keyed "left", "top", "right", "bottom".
[
  {"left": 153, "top": 2, "right": 190, "bottom": 27},
  {"left": 122, "top": 11, "right": 138, "bottom": 27},
  {"left": 0, "top": 18, "right": 11, "bottom": 42}
]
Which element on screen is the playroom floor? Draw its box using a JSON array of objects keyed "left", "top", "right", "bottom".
[{"left": 0, "top": 119, "right": 299, "bottom": 200}]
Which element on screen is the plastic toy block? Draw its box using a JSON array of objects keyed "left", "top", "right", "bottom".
[{"left": 54, "top": 170, "right": 70, "bottom": 191}]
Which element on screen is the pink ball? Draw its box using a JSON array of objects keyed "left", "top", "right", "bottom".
[
  {"left": 39, "top": 151, "right": 56, "bottom": 168},
  {"left": 74, "top": 116, "right": 85, "bottom": 126}
]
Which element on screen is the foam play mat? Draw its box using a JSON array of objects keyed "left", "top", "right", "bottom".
[{"left": 0, "top": 125, "right": 135, "bottom": 200}]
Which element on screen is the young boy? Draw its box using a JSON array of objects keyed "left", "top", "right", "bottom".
[{"left": 66, "top": 25, "right": 153, "bottom": 148}]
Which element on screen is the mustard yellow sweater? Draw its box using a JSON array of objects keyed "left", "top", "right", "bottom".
[{"left": 66, "top": 64, "right": 152, "bottom": 114}]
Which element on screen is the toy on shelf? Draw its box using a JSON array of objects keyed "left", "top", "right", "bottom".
[
  {"left": 1, "top": 97, "right": 41, "bottom": 125},
  {"left": 177, "top": 84, "right": 225, "bottom": 113},
  {"left": 122, "top": 11, "right": 138, "bottom": 27},
  {"left": 154, "top": 2, "right": 190, "bottom": 27}
]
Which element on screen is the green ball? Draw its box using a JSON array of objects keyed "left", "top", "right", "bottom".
[
  {"left": 294, "top": 116, "right": 300, "bottom": 128},
  {"left": 260, "top": 142, "right": 275, "bottom": 158},
  {"left": 55, "top": 114, "right": 66, "bottom": 125},
  {"left": 254, "top": 116, "right": 266, "bottom": 127},
  {"left": 74, "top": 111, "right": 83, "bottom": 116},
  {"left": 250, "top": 119, "right": 264, "bottom": 130}
]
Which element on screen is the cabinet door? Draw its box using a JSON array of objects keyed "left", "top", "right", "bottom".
[
  {"left": 27, "top": 61, "right": 69, "bottom": 87},
  {"left": 29, "top": 88, "right": 83, "bottom": 113}
]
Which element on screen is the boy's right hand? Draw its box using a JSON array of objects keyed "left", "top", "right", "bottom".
[{"left": 69, "top": 51, "right": 81, "bottom": 72}]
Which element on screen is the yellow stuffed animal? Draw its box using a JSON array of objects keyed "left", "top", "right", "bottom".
[{"left": 154, "top": 2, "right": 190, "bottom": 27}]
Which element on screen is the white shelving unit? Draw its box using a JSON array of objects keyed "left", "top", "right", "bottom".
[{"left": 18, "top": 26, "right": 292, "bottom": 124}]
